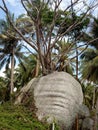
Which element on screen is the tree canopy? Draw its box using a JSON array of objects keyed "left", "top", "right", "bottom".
[{"left": 0, "top": 0, "right": 98, "bottom": 76}]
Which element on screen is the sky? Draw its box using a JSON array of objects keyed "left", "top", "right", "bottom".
[
  {"left": 0, "top": 0, "right": 26, "bottom": 19},
  {"left": 0, "top": 0, "right": 98, "bottom": 19}
]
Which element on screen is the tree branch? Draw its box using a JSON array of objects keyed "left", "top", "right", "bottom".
[{"left": 1, "top": 0, "right": 38, "bottom": 52}]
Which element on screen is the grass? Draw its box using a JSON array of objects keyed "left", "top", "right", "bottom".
[{"left": 0, "top": 102, "right": 50, "bottom": 130}]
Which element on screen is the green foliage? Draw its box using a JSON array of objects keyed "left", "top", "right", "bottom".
[
  {"left": 80, "top": 49, "right": 98, "bottom": 82},
  {"left": 42, "top": 10, "right": 54, "bottom": 25},
  {"left": 80, "top": 49, "right": 97, "bottom": 61},
  {"left": 53, "top": 40, "right": 74, "bottom": 74},
  {"left": 14, "top": 54, "right": 37, "bottom": 88},
  {"left": 25, "top": 0, "right": 65, "bottom": 27},
  {"left": 0, "top": 12, "right": 26, "bottom": 70},
  {"left": 80, "top": 17, "right": 98, "bottom": 83},
  {"left": 90, "top": 17, "right": 98, "bottom": 49},
  {"left": 81, "top": 82, "right": 98, "bottom": 110},
  {"left": 0, "top": 102, "right": 51, "bottom": 130},
  {"left": 59, "top": 12, "right": 90, "bottom": 37},
  {"left": 0, "top": 14, "right": 25, "bottom": 97},
  {"left": 0, "top": 76, "right": 9, "bottom": 101},
  {"left": 82, "top": 83, "right": 94, "bottom": 108}
]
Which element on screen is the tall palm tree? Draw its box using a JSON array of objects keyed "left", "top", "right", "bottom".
[
  {"left": 80, "top": 17, "right": 98, "bottom": 130},
  {"left": 80, "top": 18, "right": 98, "bottom": 106},
  {"left": 80, "top": 17, "right": 98, "bottom": 82},
  {"left": 0, "top": 14, "right": 24, "bottom": 95}
]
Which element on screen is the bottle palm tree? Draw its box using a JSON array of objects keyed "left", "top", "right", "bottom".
[{"left": 0, "top": 14, "right": 24, "bottom": 95}]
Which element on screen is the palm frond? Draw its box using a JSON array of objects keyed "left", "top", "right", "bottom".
[
  {"left": 80, "top": 49, "right": 97, "bottom": 61},
  {"left": 0, "top": 57, "right": 7, "bottom": 69},
  {"left": 5, "top": 57, "right": 11, "bottom": 70},
  {"left": 0, "top": 53, "right": 6, "bottom": 61},
  {"left": 92, "top": 56, "right": 98, "bottom": 66}
]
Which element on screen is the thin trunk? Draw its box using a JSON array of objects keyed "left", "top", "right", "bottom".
[
  {"left": 95, "top": 97, "right": 98, "bottom": 130},
  {"left": 10, "top": 48, "right": 14, "bottom": 95},
  {"left": 75, "top": 44, "right": 79, "bottom": 80},
  {"left": 35, "top": 56, "right": 40, "bottom": 77},
  {"left": 93, "top": 95, "right": 98, "bottom": 130},
  {"left": 35, "top": 20, "right": 47, "bottom": 75},
  {"left": 75, "top": 115, "right": 79, "bottom": 130},
  {"left": 92, "top": 87, "right": 96, "bottom": 109}
]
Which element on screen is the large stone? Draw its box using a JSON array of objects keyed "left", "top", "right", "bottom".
[
  {"left": 15, "top": 72, "right": 83, "bottom": 129},
  {"left": 79, "top": 104, "right": 90, "bottom": 118},
  {"left": 82, "top": 118, "right": 94, "bottom": 130}
]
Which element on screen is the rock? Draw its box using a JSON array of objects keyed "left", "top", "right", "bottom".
[
  {"left": 79, "top": 104, "right": 90, "bottom": 118},
  {"left": 15, "top": 71, "right": 83, "bottom": 129},
  {"left": 82, "top": 118, "right": 94, "bottom": 130},
  {"left": 78, "top": 105, "right": 91, "bottom": 130}
]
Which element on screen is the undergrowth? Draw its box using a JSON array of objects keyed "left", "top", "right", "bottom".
[{"left": 0, "top": 102, "right": 50, "bottom": 130}]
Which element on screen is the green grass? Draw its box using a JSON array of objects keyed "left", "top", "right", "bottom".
[{"left": 0, "top": 102, "right": 50, "bottom": 130}]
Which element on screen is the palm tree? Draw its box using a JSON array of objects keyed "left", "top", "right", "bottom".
[
  {"left": 80, "top": 17, "right": 98, "bottom": 82},
  {"left": 0, "top": 14, "right": 24, "bottom": 95},
  {"left": 80, "top": 18, "right": 98, "bottom": 109},
  {"left": 14, "top": 54, "right": 38, "bottom": 89},
  {"left": 80, "top": 17, "right": 98, "bottom": 130},
  {"left": 80, "top": 48, "right": 98, "bottom": 82},
  {"left": 82, "top": 83, "right": 95, "bottom": 109},
  {"left": 53, "top": 40, "right": 74, "bottom": 75}
]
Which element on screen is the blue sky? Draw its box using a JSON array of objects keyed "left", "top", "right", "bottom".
[
  {"left": 0, "top": 0, "right": 26, "bottom": 19},
  {"left": 0, "top": 0, "right": 98, "bottom": 19}
]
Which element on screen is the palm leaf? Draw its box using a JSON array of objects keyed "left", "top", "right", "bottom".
[
  {"left": 5, "top": 57, "right": 11, "bottom": 70},
  {"left": 0, "top": 57, "right": 7, "bottom": 69},
  {"left": 92, "top": 56, "right": 98, "bottom": 66}
]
